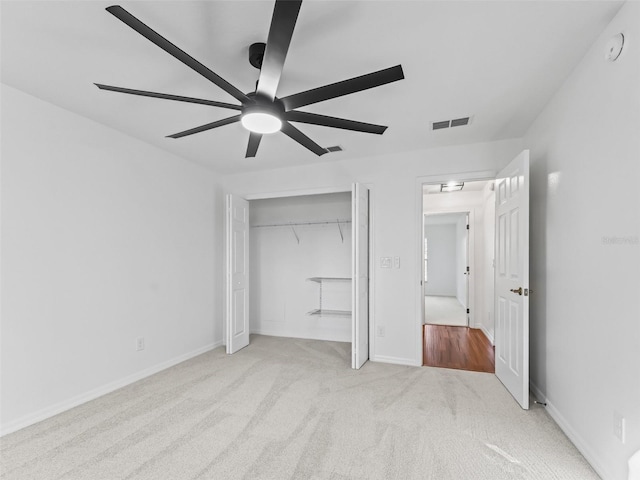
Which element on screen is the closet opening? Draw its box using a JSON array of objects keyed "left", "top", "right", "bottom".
[{"left": 226, "top": 185, "right": 370, "bottom": 369}]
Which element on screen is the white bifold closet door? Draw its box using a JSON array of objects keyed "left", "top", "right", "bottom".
[
  {"left": 352, "top": 183, "right": 369, "bottom": 369},
  {"left": 226, "top": 194, "right": 250, "bottom": 354}
]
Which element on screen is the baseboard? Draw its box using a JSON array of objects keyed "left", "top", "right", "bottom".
[
  {"left": 371, "top": 354, "right": 421, "bottom": 367},
  {"left": 529, "top": 381, "right": 612, "bottom": 480},
  {"left": 478, "top": 324, "right": 494, "bottom": 345},
  {"left": 0, "top": 341, "right": 222, "bottom": 437}
]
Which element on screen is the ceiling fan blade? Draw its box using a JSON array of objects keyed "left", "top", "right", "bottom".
[
  {"left": 281, "top": 65, "right": 404, "bottom": 111},
  {"left": 94, "top": 84, "right": 242, "bottom": 110},
  {"left": 246, "top": 132, "right": 262, "bottom": 158},
  {"left": 106, "top": 5, "right": 249, "bottom": 104},
  {"left": 286, "top": 111, "right": 387, "bottom": 134},
  {"left": 256, "top": 0, "right": 302, "bottom": 100},
  {"left": 167, "top": 115, "right": 241, "bottom": 139},
  {"left": 281, "top": 122, "right": 327, "bottom": 156}
]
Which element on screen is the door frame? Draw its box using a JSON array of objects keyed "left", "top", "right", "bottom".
[
  {"left": 414, "top": 170, "right": 496, "bottom": 366},
  {"left": 422, "top": 210, "right": 473, "bottom": 327},
  {"left": 224, "top": 184, "right": 375, "bottom": 367}
]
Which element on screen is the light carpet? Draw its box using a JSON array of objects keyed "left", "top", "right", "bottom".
[
  {"left": 424, "top": 295, "right": 468, "bottom": 327},
  {"left": 1, "top": 335, "right": 598, "bottom": 480}
]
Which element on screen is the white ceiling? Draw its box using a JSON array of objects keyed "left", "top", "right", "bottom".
[{"left": 1, "top": 0, "right": 622, "bottom": 174}]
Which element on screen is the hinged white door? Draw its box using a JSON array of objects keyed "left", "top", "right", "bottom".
[
  {"left": 352, "top": 183, "right": 369, "bottom": 369},
  {"left": 226, "top": 194, "right": 250, "bottom": 354},
  {"left": 494, "top": 150, "right": 530, "bottom": 409}
]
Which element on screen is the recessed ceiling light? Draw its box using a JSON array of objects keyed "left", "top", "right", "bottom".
[{"left": 441, "top": 182, "right": 464, "bottom": 192}]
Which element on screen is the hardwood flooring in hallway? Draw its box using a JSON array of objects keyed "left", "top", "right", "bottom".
[{"left": 423, "top": 324, "right": 495, "bottom": 373}]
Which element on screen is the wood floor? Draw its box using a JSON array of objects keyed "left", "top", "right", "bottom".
[{"left": 423, "top": 324, "right": 495, "bottom": 373}]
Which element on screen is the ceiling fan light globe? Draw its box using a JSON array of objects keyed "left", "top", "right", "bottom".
[{"left": 241, "top": 112, "right": 282, "bottom": 134}]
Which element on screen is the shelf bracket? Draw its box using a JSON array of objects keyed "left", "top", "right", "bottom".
[
  {"left": 337, "top": 219, "right": 344, "bottom": 243},
  {"left": 290, "top": 225, "right": 300, "bottom": 244}
]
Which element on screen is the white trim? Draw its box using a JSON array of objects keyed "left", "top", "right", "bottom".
[
  {"left": 478, "top": 323, "right": 494, "bottom": 345},
  {"left": 529, "top": 382, "right": 611, "bottom": 480},
  {"left": 367, "top": 184, "right": 376, "bottom": 369},
  {"left": 244, "top": 185, "right": 352, "bottom": 201},
  {"left": 0, "top": 341, "right": 222, "bottom": 437},
  {"left": 371, "top": 355, "right": 421, "bottom": 367}
]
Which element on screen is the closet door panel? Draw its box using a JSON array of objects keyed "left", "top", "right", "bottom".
[
  {"left": 226, "top": 194, "right": 250, "bottom": 354},
  {"left": 352, "top": 183, "right": 369, "bottom": 369}
]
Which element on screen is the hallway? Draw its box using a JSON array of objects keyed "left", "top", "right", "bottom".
[{"left": 423, "top": 324, "right": 494, "bottom": 373}]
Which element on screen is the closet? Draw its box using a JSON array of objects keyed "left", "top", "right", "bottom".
[
  {"left": 225, "top": 185, "right": 370, "bottom": 369},
  {"left": 249, "top": 193, "right": 353, "bottom": 343}
]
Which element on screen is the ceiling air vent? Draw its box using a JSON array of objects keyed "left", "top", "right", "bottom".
[
  {"left": 432, "top": 120, "right": 450, "bottom": 130},
  {"left": 326, "top": 145, "right": 343, "bottom": 153},
  {"left": 451, "top": 117, "right": 470, "bottom": 127},
  {"left": 432, "top": 116, "right": 473, "bottom": 131}
]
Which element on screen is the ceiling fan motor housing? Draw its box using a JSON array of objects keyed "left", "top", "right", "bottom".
[
  {"left": 249, "top": 42, "right": 266, "bottom": 69},
  {"left": 242, "top": 96, "right": 285, "bottom": 117}
]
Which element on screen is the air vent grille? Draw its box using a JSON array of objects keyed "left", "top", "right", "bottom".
[
  {"left": 326, "top": 145, "right": 343, "bottom": 153},
  {"left": 432, "top": 120, "right": 450, "bottom": 130},
  {"left": 432, "top": 116, "right": 473, "bottom": 131},
  {"left": 451, "top": 117, "right": 469, "bottom": 127}
]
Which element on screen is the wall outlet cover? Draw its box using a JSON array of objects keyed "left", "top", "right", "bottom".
[
  {"left": 613, "top": 410, "right": 626, "bottom": 443},
  {"left": 380, "top": 257, "right": 392, "bottom": 268}
]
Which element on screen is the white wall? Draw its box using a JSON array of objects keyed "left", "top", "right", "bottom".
[
  {"left": 482, "top": 183, "right": 496, "bottom": 342},
  {"left": 0, "top": 85, "right": 223, "bottom": 434},
  {"left": 524, "top": 2, "right": 639, "bottom": 479},
  {"left": 455, "top": 214, "right": 468, "bottom": 307},
  {"left": 423, "top": 222, "right": 457, "bottom": 296},
  {"left": 249, "top": 193, "right": 352, "bottom": 342},
  {"left": 221, "top": 139, "right": 523, "bottom": 365}
]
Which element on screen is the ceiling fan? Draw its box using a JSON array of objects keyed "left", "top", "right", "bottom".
[{"left": 95, "top": 1, "right": 405, "bottom": 158}]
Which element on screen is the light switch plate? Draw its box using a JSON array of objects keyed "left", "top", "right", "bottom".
[
  {"left": 394, "top": 256, "right": 400, "bottom": 268},
  {"left": 380, "top": 257, "right": 392, "bottom": 268}
]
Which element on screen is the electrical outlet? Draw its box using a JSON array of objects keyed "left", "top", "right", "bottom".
[
  {"left": 394, "top": 256, "right": 400, "bottom": 268},
  {"left": 614, "top": 410, "right": 626, "bottom": 443},
  {"left": 136, "top": 337, "right": 145, "bottom": 351},
  {"left": 377, "top": 326, "right": 386, "bottom": 337}
]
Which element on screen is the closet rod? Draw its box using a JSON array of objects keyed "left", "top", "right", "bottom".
[{"left": 251, "top": 219, "right": 352, "bottom": 228}]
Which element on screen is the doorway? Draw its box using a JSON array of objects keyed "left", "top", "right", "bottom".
[
  {"left": 225, "top": 184, "right": 371, "bottom": 370},
  {"left": 423, "top": 211, "right": 469, "bottom": 327},
  {"left": 421, "top": 179, "right": 496, "bottom": 373},
  {"left": 416, "top": 150, "right": 531, "bottom": 409}
]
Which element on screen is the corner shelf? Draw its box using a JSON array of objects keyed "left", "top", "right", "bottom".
[{"left": 306, "top": 277, "right": 352, "bottom": 317}]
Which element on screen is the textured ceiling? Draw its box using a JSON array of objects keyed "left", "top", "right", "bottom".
[{"left": 1, "top": 0, "right": 623, "bottom": 174}]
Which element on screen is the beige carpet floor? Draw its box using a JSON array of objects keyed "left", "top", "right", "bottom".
[
  {"left": 424, "top": 295, "right": 468, "bottom": 326},
  {"left": 1, "top": 335, "right": 598, "bottom": 480}
]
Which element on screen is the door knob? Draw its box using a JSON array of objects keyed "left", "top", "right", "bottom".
[{"left": 510, "top": 287, "right": 523, "bottom": 295}]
